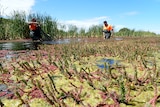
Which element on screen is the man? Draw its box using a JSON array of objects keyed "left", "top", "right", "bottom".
[
  {"left": 103, "top": 21, "right": 113, "bottom": 39},
  {"left": 28, "top": 18, "right": 42, "bottom": 41}
]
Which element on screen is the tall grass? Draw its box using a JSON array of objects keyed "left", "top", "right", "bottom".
[
  {"left": 28, "top": 13, "right": 58, "bottom": 39},
  {"left": 0, "top": 11, "right": 159, "bottom": 40},
  {"left": 0, "top": 17, "right": 5, "bottom": 39},
  {"left": 9, "top": 11, "right": 28, "bottom": 39},
  {"left": 0, "top": 11, "right": 58, "bottom": 40}
]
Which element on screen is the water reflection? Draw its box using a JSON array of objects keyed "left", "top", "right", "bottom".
[
  {"left": 96, "top": 58, "right": 119, "bottom": 69},
  {"left": 0, "top": 38, "right": 81, "bottom": 50},
  {"left": 44, "top": 39, "right": 70, "bottom": 44},
  {"left": 115, "top": 37, "right": 123, "bottom": 41},
  {"left": 0, "top": 38, "right": 82, "bottom": 61},
  {"left": 43, "top": 38, "right": 81, "bottom": 45},
  {"left": 0, "top": 41, "right": 41, "bottom": 50},
  {"left": 0, "top": 84, "right": 13, "bottom": 98}
]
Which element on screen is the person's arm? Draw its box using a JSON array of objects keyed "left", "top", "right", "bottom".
[
  {"left": 108, "top": 25, "right": 113, "bottom": 31},
  {"left": 111, "top": 26, "right": 113, "bottom": 31}
]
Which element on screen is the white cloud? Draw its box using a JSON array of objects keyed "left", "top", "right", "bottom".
[
  {"left": 119, "top": 11, "right": 139, "bottom": 18},
  {"left": 152, "top": 30, "right": 160, "bottom": 34},
  {"left": 59, "top": 16, "right": 111, "bottom": 30},
  {"left": 0, "top": 0, "right": 35, "bottom": 16},
  {"left": 125, "top": 11, "right": 139, "bottom": 16}
]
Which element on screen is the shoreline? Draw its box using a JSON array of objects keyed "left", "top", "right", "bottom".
[{"left": 0, "top": 39, "right": 33, "bottom": 43}]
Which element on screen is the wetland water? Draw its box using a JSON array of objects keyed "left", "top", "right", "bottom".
[
  {"left": 0, "top": 37, "right": 123, "bottom": 51},
  {"left": 0, "top": 38, "right": 81, "bottom": 60},
  {"left": 0, "top": 42, "right": 40, "bottom": 50},
  {"left": 96, "top": 58, "right": 120, "bottom": 69},
  {"left": 0, "top": 38, "right": 81, "bottom": 50}
]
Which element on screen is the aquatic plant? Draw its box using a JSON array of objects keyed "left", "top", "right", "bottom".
[{"left": 0, "top": 37, "right": 160, "bottom": 106}]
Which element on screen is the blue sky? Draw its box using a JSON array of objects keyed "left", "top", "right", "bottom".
[{"left": 1, "top": 0, "right": 160, "bottom": 34}]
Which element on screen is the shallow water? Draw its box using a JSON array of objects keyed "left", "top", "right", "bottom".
[
  {"left": 0, "top": 41, "right": 41, "bottom": 50},
  {"left": 0, "top": 38, "right": 81, "bottom": 60},
  {"left": 0, "top": 84, "right": 8, "bottom": 91},
  {"left": 115, "top": 37, "right": 123, "bottom": 41},
  {"left": 96, "top": 58, "right": 119, "bottom": 69},
  {"left": 0, "top": 38, "right": 81, "bottom": 51}
]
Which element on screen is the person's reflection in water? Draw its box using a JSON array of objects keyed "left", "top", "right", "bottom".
[{"left": 32, "top": 41, "right": 42, "bottom": 50}]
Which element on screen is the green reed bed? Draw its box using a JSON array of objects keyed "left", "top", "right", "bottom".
[
  {"left": 0, "top": 12, "right": 58, "bottom": 40},
  {"left": 1, "top": 11, "right": 159, "bottom": 40},
  {"left": 0, "top": 37, "right": 160, "bottom": 107}
]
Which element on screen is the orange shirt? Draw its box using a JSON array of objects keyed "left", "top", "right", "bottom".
[
  {"left": 103, "top": 25, "right": 112, "bottom": 31},
  {"left": 29, "top": 23, "right": 38, "bottom": 30}
]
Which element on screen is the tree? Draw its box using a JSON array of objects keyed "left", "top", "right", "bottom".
[
  {"left": 118, "top": 28, "right": 131, "bottom": 36},
  {"left": 68, "top": 25, "right": 78, "bottom": 37},
  {"left": 79, "top": 28, "right": 86, "bottom": 37}
]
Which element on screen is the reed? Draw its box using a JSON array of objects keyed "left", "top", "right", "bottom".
[{"left": 1, "top": 10, "right": 160, "bottom": 40}]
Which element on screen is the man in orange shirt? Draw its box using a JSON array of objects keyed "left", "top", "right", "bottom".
[
  {"left": 28, "top": 18, "right": 42, "bottom": 41},
  {"left": 103, "top": 21, "right": 113, "bottom": 39}
]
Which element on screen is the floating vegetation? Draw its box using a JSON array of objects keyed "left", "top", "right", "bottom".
[{"left": 0, "top": 37, "right": 160, "bottom": 107}]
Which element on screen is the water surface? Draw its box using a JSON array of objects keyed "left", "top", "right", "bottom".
[
  {"left": 0, "top": 38, "right": 81, "bottom": 50},
  {"left": 0, "top": 38, "right": 81, "bottom": 60},
  {"left": 96, "top": 58, "right": 120, "bottom": 69}
]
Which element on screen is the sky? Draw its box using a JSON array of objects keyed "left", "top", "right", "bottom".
[{"left": 1, "top": 0, "right": 160, "bottom": 34}]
